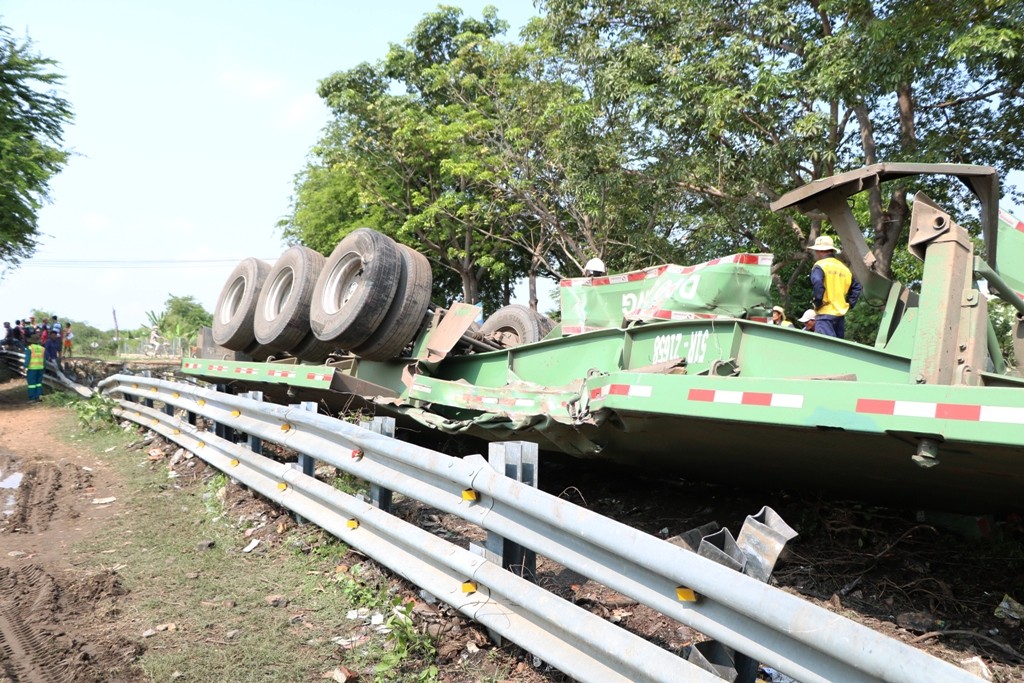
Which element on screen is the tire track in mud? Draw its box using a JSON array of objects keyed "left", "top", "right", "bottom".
[
  {"left": 0, "top": 564, "right": 77, "bottom": 683},
  {"left": 0, "top": 452, "right": 92, "bottom": 535}
]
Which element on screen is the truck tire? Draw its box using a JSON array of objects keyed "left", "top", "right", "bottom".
[
  {"left": 351, "top": 243, "right": 433, "bottom": 361},
  {"left": 254, "top": 246, "right": 324, "bottom": 353},
  {"left": 480, "top": 304, "right": 544, "bottom": 348},
  {"left": 213, "top": 258, "right": 272, "bottom": 351},
  {"left": 291, "top": 334, "right": 338, "bottom": 364},
  {"left": 311, "top": 228, "right": 401, "bottom": 349},
  {"left": 534, "top": 310, "right": 555, "bottom": 337}
]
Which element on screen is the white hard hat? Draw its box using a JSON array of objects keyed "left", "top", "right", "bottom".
[
  {"left": 807, "top": 235, "right": 841, "bottom": 254},
  {"left": 584, "top": 258, "right": 606, "bottom": 274},
  {"left": 797, "top": 308, "right": 816, "bottom": 323}
]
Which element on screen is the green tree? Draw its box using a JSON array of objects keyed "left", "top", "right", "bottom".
[
  {"left": 539, "top": 0, "right": 1024, "bottom": 303},
  {"left": 145, "top": 295, "right": 211, "bottom": 348},
  {"left": 0, "top": 23, "right": 72, "bottom": 266}
]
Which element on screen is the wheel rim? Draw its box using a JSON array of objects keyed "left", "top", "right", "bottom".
[
  {"left": 322, "top": 253, "right": 363, "bottom": 315},
  {"left": 262, "top": 268, "right": 294, "bottom": 323},
  {"left": 219, "top": 277, "right": 246, "bottom": 324}
]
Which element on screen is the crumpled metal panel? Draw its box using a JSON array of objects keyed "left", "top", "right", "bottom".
[{"left": 559, "top": 255, "right": 774, "bottom": 334}]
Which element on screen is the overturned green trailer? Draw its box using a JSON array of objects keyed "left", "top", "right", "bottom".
[{"left": 189, "top": 164, "right": 1024, "bottom": 510}]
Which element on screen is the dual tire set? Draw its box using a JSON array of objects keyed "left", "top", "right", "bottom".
[{"left": 212, "top": 229, "right": 432, "bottom": 363}]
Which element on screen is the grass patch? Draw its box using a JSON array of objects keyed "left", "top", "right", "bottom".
[{"left": 57, "top": 412, "right": 442, "bottom": 682}]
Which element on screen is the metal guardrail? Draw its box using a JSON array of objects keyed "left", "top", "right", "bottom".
[
  {"left": 98, "top": 374, "right": 984, "bottom": 683},
  {"left": 1, "top": 348, "right": 93, "bottom": 398}
]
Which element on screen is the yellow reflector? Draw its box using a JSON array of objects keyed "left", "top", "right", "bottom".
[
  {"left": 173, "top": 429, "right": 180, "bottom": 435},
  {"left": 229, "top": 459, "right": 239, "bottom": 467},
  {"left": 346, "top": 519, "right": 359, "bottom": 529},
  {"left": 150, "top": 387, "right": 157, "bottom": 392},
  {"left": 461, "top": 581, "right": 477, "bottom": 594},
  {"left": 676, "top": 587, "right": 698, "bottom": 602},
  {"left": 151, "top": 419, "right": 158, "bottom": 425},
  {"left": 462, "top": 489, "right": 478, "bottom": 502},
  {"left": 231, "top": 409, "right": 240, "bottom": 417},
  {"left": 197, "top": 441, "right": 205, "bottom": 449},
  {"left": 131, "top": 383, "right": 138, "bottom": 389},
  {"left": 277, "top": 482, "right": 288, "bottom": 491},
  {"left": 172, "top": 392, "right": 180, "bottom": 398},
  {"left": 197, "top": 399, "right": 206, "bottom": 406},
  {"left": 280, "top": 423, "right": 292, "bottom": 431}
]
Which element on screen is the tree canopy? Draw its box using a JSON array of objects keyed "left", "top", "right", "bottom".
[
  {"left": 285, "top": 2, "right": 1023, "bottom": 319},
  {"left": 0, "top": 22, "right": 73, "bottom": 267}
]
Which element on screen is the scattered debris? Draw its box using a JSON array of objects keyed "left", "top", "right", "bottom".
[
  {"left": 91, "top": 496, "right": 117, "bottom": 505},
  {"left": 897, "top": 611, "right": 936, "bottom": 633},
  {"left": 265, "top": 594, "right": 289, "bottom": 608},
  {"left": 959, "top": 656, "right": 993, "bottom": 680},
  {"left": 995, "top": 594, "right": 1024, "bottom": 622},
  {"left": 242, "top": 539, "right": 260, "bottom": 553},
  {"left": 322, "top": 665, "right": 359, "bottom": 682}
]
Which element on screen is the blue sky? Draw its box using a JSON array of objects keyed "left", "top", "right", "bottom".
[
  {"left": 0, "top": 1, "right": 539, "bottom": 329},
  {"left": 1, "top": 2, "right": 1021, "bottom": 330}
]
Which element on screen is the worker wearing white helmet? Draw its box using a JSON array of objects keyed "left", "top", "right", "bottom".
[{"left": 584, "top": 258, "right": 606, "bottom": 277}]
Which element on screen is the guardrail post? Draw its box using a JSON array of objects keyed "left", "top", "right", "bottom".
[
  {"left": 485, "top": 441, "right": 538, "bottom": 581},
  {"left": 141, "top": 371, "right": 154, "bottom": 408},
  {"left": 685, "top": 507, "right": 798, "bottom": 683},
  {"left": 359, "top": 416, "right": 396, "bottom": 513},
  {"left": 245, "top": 391, "right": 263, "bottom": 455},
  {"left": 214, "top": 384, "right": 236, "bottom": 443},
  {"left": 292, "top": 401, "right": 318, "bottom": 525}
]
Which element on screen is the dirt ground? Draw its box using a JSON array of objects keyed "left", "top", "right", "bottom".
[
  {"left": 1, "top": 368, "right": 1023, "bottom": 682},
  {"left": 0, "top": 382, "right": 141, "bottom": 682}
]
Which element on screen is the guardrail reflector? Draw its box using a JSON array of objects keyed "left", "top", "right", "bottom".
[
  {"left": 172, "top": 429, "right": 180, "bottom": 435},
  {"left": 197, "top": 441, "right": 205, "bottom": 449},
  {"left": 131, "top": 383, "right": 138, "bottom": 389},
  {"left": 172, "top": 392, "right": 180, "bottom": 398},
  {"left": 150, "top": 387, "right": 157, "bottom": 393},
  {"left": 347, "top": 518, "right": 359, "bottom": 529},
  {"left": 281, "top": 423, "right": 292, "bottom": 432},
  {"left": 462, "top": 488, "right": 478, "bottom": 502},
  {"left": 151, "top": 419, "right": 158, "bottom": 425},
  {"left": 351, "top": 449, "right": 364, "bottom": 461},
  {"left": 277, "top": 482, "right": 288, "bottom": 491},
  {"left": 231, "top": 409, "right": 241, "bottom": 417},
  {"left": 461, "top": 581, "right": 477, "bottom": 594},
  {"left": 229, "top": 459, "right": 239, "bottom": 467},
  {"left": 197, "top": 399, "right": 206, "bottom": 406},
  {"left": 676, "top": 587, "right": 698, "bottom": 602}
]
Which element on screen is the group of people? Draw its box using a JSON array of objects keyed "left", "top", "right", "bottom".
[
  {"left": 2, "top": 316, "right": 75, "bottom": 402},
  {"left": 768, "top": 235, "right": 862, "bottom": 337}
]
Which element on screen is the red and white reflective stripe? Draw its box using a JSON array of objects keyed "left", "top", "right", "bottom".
[
  {"left": 233, "top": 367, "right": 258, "bottom": 375},
  {"left": 561, "top": 325, "right": 605, "bottom": 334},
  {"left": 183, "top": 362, "right": 200, "bottom": 369},
  {"left": 559, "top": 254, "right": 772, "bottom": 287},
  {"left": 266, "top": 369, "right": 296, "bottom": 378},
  {"left": 560, "top": 265, "right": 669, "bottom": 287},
  {"left": 998, "top": 209, "right": 1024, "bottom": 233},
  {"left": 207, "top": 364, "right": 227, "bottom": 372},
  {"left": 461, "top": 394, "right": 537, "bottom": 408},
  {"left": 590, "top": 384, "right": 653, "bottom": 400},
  {"left": 306, "top": 372, "right": 332, "bottom": 382},
  {"left": 857, "top": 398, "right": 1024, "bottom": 424},
  {"left": 688, "top": 388, "right": 804, "bottom": 409},
  {"left": 648, "top": 310, "right": 721, "bottom": 321}
]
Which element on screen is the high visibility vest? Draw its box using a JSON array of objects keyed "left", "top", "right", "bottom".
[
  {"left": 27, "top": 344, "right": 45, "bottom": 369},
  {"left": 813, "top": 257, "right": 853, "bottom": 317}
]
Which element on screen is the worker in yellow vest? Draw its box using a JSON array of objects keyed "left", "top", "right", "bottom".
[
  {"left": 807, "top": 235, "right": 862, "bottom": 338},
  {"left": 24, "top": 335, "right": 45, "bottom": 402}
]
